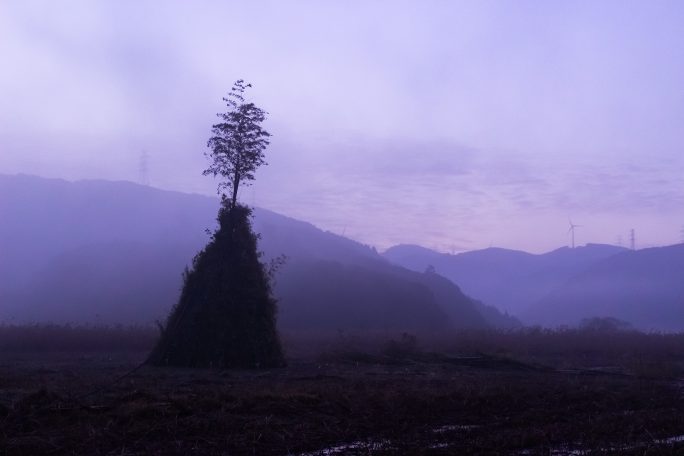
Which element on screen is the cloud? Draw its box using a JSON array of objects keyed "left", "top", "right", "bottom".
[{"left": 2, "top": 1, "right": 684, "bottom": 252}]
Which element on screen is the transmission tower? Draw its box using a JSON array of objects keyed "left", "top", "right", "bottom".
[
  {"left": 139, "top": 150, "right": 150, "bottom": 186},
  {"left": 629, "top": 228, "right": 635, "bottom": 250}
]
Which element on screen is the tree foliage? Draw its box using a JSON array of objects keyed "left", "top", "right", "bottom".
[
  {"left": 204, "top": 80, "right": 271, "bottom": 208},
  {"left": 148, "top": 80, "right": 283, "bottom": 368},
  {"left": 148, "top": 202, "right": 284, "bottom": 368}
]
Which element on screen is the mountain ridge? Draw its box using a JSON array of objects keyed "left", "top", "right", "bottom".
[
  {"left": 0, "top": 173, "right": 515, "bottom": 331},
  {"left": 384, "top": 241, "right": 684, "bottom": 331}
]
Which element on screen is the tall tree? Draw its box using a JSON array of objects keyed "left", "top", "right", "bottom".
[
  {"left": 147, "top": 80, "right": 283, "bottom": 368},
  {"left": 204, "top": 80, "right": 271, "bottom": 208}
]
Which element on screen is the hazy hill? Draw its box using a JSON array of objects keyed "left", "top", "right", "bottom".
[
  {"left": 384, "top": 243, "right": 628, "bottom": 317},
  {"left": 0, "top": 175, "right": 215, "bottom": 291},
  {"left": 0, "top": 174, "right": 511, "bottom": 331},
  {"left": 5, "top": 241, "right": 194, "bottom": 324},
  {"left": 525, "top": 244, "right": 684, "bottom": 331},
  {"left": 276, "top": 260, "right": 454, "bottom": 332}
]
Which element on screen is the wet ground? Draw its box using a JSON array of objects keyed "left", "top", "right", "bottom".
[{"left": 1, "top": 350, "right": 683, "bottom": 455}]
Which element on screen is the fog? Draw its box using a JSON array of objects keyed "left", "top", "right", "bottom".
[
  {"left": 1, "top": 174, "right": 682, "bottom": 332},
  {"left": 4, "top": 5, "right": 684, "bottom": 454},
  {"left": 2, "top": 1, "right": 684, "bottom": 253},
  {"left": 1, "top": 2, "right": 684, "bottom": 331},
  {"left": 0, "top": 175, "right": 507, "bottom": 330}
]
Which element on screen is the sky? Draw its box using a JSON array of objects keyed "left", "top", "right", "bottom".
[{"left": 1, "top": 0, "right": 683, "bottom": 253}]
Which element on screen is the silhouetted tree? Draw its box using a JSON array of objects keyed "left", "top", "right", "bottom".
[
  {"left": 204, "top": 79, "right": 271, "bottom": 208},
  {"left": 148, "top": 80, "right": 283, "bottom": 368}
]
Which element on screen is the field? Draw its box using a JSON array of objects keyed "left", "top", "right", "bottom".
[{"left": 1, "top": 326, "right": 684, "bottom": 455}]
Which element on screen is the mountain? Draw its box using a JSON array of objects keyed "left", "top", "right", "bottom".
[
  {"left": 525, "top": 244, "right": 684, "bottom": 331},
  {"left": 384, "top": 243, "right": 627, "bottom": 317},
  {"left": 0, "top": 175, "right": 215, "bottom": 291},
  {"left": 276, "top": 260, "right": 454, "bottom": 332},
  {"left": 0, "top": 174, "right": 511, "bottom": 331}
]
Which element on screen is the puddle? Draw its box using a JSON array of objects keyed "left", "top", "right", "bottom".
[
  {"left": 517, "top": 434, "right": 684, "bottom": 455},
  {"left": 298, "top": 439, "right": 392, "bottom": 456},
  {"left": 425, "top": 424, "right": 481, "bottom": 450},
  {"left": 519, "top": 450, "right": 586, "bottom": 456},
  {"left": 660, "top": 434, "right": 684, "bottom": 444},
  {"left": 298, "top": 432, "right": 684, "bottom": 455},
  {"left": 432, "top": 424, "right": 479, "bottom": 433}
]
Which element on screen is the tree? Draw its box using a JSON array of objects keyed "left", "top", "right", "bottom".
[
  {"left": 147, "top": 80, "right": 283, "bottom": 368},
  {"left": 204, "top": 80, "right": 271, "bottom": 208}
]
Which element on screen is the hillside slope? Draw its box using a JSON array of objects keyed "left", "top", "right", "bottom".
[
  {"left": 384, "top": 243, "right": 627, "bottom": 317},
  {"left": 0, "top": 174, "right": 511, "bottom": 330},
  {"left": 525, "top": 244, "right": 684, "bottom": 331}
]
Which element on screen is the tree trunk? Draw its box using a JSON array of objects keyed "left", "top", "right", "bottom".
[{"left": 231, "top": 172, "right": 240, "bottom": 209}]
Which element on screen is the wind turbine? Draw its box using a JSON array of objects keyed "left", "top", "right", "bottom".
[{"left": 568, "top": 219, "right": 582, "bottom": 249}]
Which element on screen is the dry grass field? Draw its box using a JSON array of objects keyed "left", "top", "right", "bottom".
[{"left": 1, "top": 325, "right": 683, "bottom": 455}]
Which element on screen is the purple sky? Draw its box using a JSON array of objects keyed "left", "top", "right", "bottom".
[{"left": 1, "top": 1, "right": 683, "bottom": 253}]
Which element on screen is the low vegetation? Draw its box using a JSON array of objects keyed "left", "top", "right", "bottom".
[
  {"left": 0, "top": 324, "right": 156, "bottom": 353},
  {"left": 2, "top": 324, "right": 683, "bottom": 454},
  {"left": 3, "top": 323, "right": 684, "bottom": 375}
]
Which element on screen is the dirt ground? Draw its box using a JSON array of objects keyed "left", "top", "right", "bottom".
[{"left": 1, "top": 350, "right": 683, "bottom": 455}]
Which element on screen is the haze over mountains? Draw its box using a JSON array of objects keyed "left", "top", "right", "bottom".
[
  {"left": 528, "top": 244, "right": 684, "bottom": 331},
  {"left": 385, "top": 242, "right": 684, "bottom": 331},
  {"left": 0, "top": 174, "right": 514, "bottom": 332},
  {"left": 383, "top": 243, "right": 628, "bottom": 316},
  {"left": 2, "top": 174, "right": 682, "bottom": 332}
]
